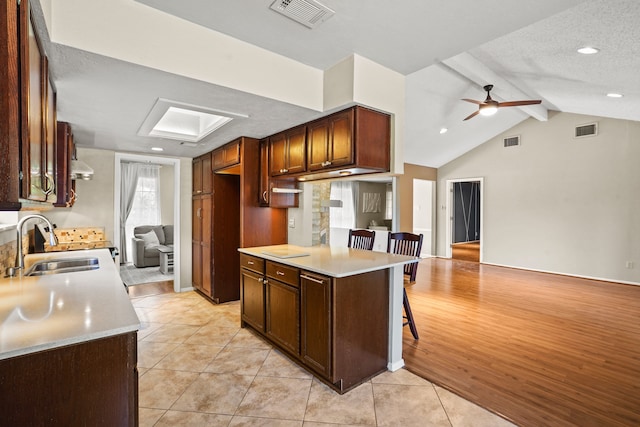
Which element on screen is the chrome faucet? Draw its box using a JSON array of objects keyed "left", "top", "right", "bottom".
[{"left": 7, "top": 214, "right": 58, "bottom": 277}]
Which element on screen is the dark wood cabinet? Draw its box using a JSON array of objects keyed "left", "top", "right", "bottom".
[
  {"left": 307, "top": 109, "right": 354, "bottom": 171},
  {"left": 20, "top": 0, "right": 47, "bottom": 202},
  {"left": 192, "top": 152, "right": 212, "bottom": 195},
  {"left": 0, "top": 332, "right": 138, "bottom": 426},
  {"left": 239, "top": 253, "right": 390, "bottom": 393},
  {"left": 53, "top": 121, "right": 75, "bottom": 207},
  {"left": 240, "top": 254, "right": 266, "bottom": 331},
  {"left": 192, "top": 194, "right": 212, "bottom": 297},
  {"left": 259, "top": 138, "right": 298, "bottom": 208},
  {"left": 212, "top": 138, "right": 241, "bottom": 171},
  {"left": 300, "top": 271, "right": 332, "bottom": 378},
  {"left": 269, "top": 125, "right": 306, "bottom": 177},
  {"left": 266, "top": 261, "right": 300, "bottom": 355},
  {"left": 43, "top": 65, "right": 56, "bottom": 202},
  {"left": 306, "top": 106, "right": 390, "bottom": 174}
]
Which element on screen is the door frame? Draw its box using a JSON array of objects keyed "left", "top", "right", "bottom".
[
  {"left": 445, "top": 177, "right": 483, "bottom": 262},
  {"left": 113, "top": 153, "right": 182, "bottom": 292}
]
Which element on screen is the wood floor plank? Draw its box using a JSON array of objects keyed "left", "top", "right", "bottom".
[{"left": 402, "top": 258, "right": 640, "bottom": 427}]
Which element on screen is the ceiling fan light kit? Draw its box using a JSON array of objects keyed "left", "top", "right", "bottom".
[{"left": 462, "top": 84, "right": 541, "bottom": 121}]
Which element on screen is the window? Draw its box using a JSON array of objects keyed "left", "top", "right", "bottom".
[
  {"left": 329, "top": 181, "right": 355, "bottom": 229},
  {"left": 125, "top": 165, "right": 161, "bottom": 259}
]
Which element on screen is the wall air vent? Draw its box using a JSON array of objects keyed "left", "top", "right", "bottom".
[
  {"left": 503, "top": 135, "right": 521, "bottom": 148},
  {"left": 269, "top": 0, "right": 335, "bottom": 28},
  {"left": 575, "top": 122, "right": 598, "bottom": 138}
]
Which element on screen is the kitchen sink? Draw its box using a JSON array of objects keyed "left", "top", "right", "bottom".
[{"left": 25, "top": 257, "right": 100, "bottom": 276}]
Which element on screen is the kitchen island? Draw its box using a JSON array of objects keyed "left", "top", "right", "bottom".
[
  {"left": 238, "top": 244, "right": 417, "bottom": 393},
  {"left": 0, "top": 248, "right": 140, "bottom": 426}
]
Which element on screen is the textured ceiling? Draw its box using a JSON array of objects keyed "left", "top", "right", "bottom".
[{"left": 33, "top": 0, "right": 640, "bottom": 167}]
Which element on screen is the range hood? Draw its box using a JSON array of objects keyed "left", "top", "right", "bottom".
[{"left": 70, "top": 159, "right": 94, "bottom": 180}]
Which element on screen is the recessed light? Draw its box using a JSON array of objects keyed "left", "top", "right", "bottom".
[
  {"left": 151, "top": 147, "right": 164, "bottom": 152},
  {"left": 577, "top": 46, "right": 599, "bottom": 55},
  {"left": 439, "top": 128, "right": 448, "bottom": 134},
  {"left": 606, "top": 93, "right": 623, "bottom": 98}
]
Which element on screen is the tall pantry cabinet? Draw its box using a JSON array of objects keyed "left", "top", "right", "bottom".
[{"left": 193, "top": 138, "right": 287, "bottom": 303}]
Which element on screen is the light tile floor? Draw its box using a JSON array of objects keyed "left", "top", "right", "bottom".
[{"left": 132, "top": 290, "right": 516, "bottom": 426}]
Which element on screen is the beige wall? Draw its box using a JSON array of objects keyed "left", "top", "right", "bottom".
[
  {"left": 437, "top": 112, "right": 640, "bottom": 284},
  {"left": 397, "top": 163, "right": 437, "bottom": 232},
  {"left": 159, "top": 164, "right": 174, "bottom": 226}
]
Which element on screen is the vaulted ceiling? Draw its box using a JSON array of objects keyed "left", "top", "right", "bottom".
[{"left": 35, "top": 0, "right": 640, "bottom": 168}]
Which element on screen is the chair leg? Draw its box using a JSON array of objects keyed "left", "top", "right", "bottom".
[{"left": 403, "top": 288, "right": 419, "bottom": 339}]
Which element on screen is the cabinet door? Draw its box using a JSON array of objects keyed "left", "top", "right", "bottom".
[
  {"left": 200, "top": 195, "right": 212, "bottom": 296},
  {"left": 328, "top": 109, "right": 354, "bottom": 168},
  {"left": 192, "top": 157, "right": 202, "bottom": 195},
  {"left": 241, "top": 269, "right": 265, "bottom": 331},
  {"left": 300, "top": 271, "right": 332, "bottom": 378},
  {"left": 54, "top": 122, "right": 73, "bottom": 207},
  {"left": 285, "top": 126, "right": 307, "bottom": 175},
  {"left": 307, "top": 119, "right": 329, "bottom": 171},
  {"left": 259, "top": 139, "right": 270, "bottom": 206},
  {"left": 201, "top": 153, "right": 212, "bottom": 194},
  {"left": 269, "top": 133, "right": 287, "bottom": 176},
  {"left": 43, "top": 68, "right": 56, "bottom": 201},
  {"left": 224, "top": 140, "right": 240, "bottom": 166},
  {"left": 192, "top": 241, "right": 202, "bottom": 292},
  {"left": 192, "top": 197, "right": 203, "bottom": 292},
  {"left": 266, "top": 280, "right": 300, "bottom": 355},
  {"left": 20, "top": 3, "right": 46, "bottom": 201}
]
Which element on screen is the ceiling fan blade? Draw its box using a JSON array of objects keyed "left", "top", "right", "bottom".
[
  {"left": 461, "top": 98, "right": 483, "bottom": 105},
  {"left": 498, "top": 100, "right": 542, "bottom": 107},
  {"left": 463, "top": 110, "right": 480, "bottom": 121}
]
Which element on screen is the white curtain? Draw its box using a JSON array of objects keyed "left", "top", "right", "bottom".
[
  {"left": 329, "top": 181, "right": 356, "bottom": 229},
  {"left": 120, "top": 163, "right": 139, "bottom": 263},
  {"left": 120, "top": 163, "right": 161, "bottom": 263}
]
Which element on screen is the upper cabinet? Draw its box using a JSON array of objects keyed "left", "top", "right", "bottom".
[
  {"left": 192, "top": 152, "right": 212, "bottom": 195},
  {"left": 269, "top": 125, "right": 307, "bottom": 177},
  {"left": 212, "top": 138, "right": 240, "bottom": 171},
  {"left": 54, "top": 121, "right": 76, "bottom": 207},
  {"left": 265, "top": 105, "right": 390, "bottom": 183},
  {"left": 0, "top": 0, "right": 59, "bottom": 210},
  {"left": 307, "top": 109, "right": 354, "bottom": 171}
]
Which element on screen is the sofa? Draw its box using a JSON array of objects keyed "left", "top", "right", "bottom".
[{"left": 131, "top": 225, "right": 174, "bottom": 267}]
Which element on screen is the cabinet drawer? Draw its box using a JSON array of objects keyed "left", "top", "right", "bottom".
[
  {"left": 266, "top": 261, "right": 299, "bottom": 288},
  {"left": 240, "top": 254, "right": 264, "bottom": 274}
]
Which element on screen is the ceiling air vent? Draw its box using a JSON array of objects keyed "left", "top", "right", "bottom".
[
  {"left": 503, "top": 135, "right": 521, "bottom": 148},
  {"left": 575, "top": 122, "right": 598, "bottom": 138},
  {"left": 269, "top": 0, "right": 335, "bottom": 28}
]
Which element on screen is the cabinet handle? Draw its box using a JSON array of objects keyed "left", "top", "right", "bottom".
[
  {"left": 276, "top": 270, "right": 285, "bottom": 276},
  {"left": 279, "top": 168, "right": 289, "bottom": 173},
  {"left": 321, "top": 161, "right": 332, "bottom": 167},
  {"left": 197, "top": 207, "right": 201, "bottom": 218},
  {"left": 44, "top": 174, "right": 55, "bottom": 196},
  {"left": 300, "top": 274, "right": 325, "bottom": 284},
  {"left": 247, "top": 261, "right": 254, "bottom": 265},
  {"left": 262, "top": 191, "right": 268, "bottom": 202}
]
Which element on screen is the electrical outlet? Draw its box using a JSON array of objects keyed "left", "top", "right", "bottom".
[
  {"left": 626, "top": 261, "right": 634, "bottom": 269},
  {"left": 288, "top": 218, "right": 295, "bottom": 228}
]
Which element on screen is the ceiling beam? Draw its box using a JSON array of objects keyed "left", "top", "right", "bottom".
[{"left": 443, "top": 52, "right": 548, "bottom": 121}]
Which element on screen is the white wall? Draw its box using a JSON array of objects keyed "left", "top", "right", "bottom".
[
  {"left": 159, "top": 164, "right": 174, "bottom": 225},
  {"left": 437, "top": 112, "right": 640, "bottom": 284}
]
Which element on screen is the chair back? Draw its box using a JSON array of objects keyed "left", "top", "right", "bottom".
[
  {"left": 387, "top": 232, "right": 423, "bottom": 282},
  {"left": 348, "top": 229, "right": 376, "bottom": 251}
]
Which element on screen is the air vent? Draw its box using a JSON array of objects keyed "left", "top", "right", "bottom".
[
  {"left": 575, "top": 122, "right": 598, "bottom": 138},
  {"left": 503, "top": 135, "right": 520, "bottom": 148},
  {"left": 270, "top": 0, "right": 335, "bottom": 28}
]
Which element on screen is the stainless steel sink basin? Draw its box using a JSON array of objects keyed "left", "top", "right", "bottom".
[{"left": 25, "top": 257, "right": 100, "bottom": 276}]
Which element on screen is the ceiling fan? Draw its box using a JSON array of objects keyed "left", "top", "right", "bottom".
[{"left": 462, "top": 84, "right": 541, "bottom": 121}]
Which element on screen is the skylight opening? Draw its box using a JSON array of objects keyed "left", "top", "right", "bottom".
[{"left": 138, "top": 98, "right": 247, "bottom": 144}]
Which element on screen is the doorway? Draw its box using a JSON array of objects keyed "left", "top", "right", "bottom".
[
  {"left": 114, "top": 153, "right": 181, "bottom": 292},
  {"left": 445, "top": 178, "right": 483, "bottom": 262}
]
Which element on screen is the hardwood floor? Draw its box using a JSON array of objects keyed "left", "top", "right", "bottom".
[
  {"left": 451, "top": 241, "right": 480, "bottom": 262},
  {"left": 127, "top": 280, "right": 174, "bottom": 298},
  {"left": 403, "top": 258, "right": 640, "bottom": 427}
]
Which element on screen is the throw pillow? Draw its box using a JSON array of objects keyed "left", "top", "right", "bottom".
[
  {"left": 152, "top": 225, "right": 165, "bottom": 245},
  {"left": 140, "top": 230, "right": 160, "bottom": 248}
]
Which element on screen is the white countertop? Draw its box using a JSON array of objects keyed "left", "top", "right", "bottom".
[
  {"left": 0, "top": 249, "right": 140, "bottom": 360},
  {"left": 238, "top": 244, "right": 418, "bottom": 278}
]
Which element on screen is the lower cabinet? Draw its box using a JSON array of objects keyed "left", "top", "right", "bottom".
[
  {"left": 239, "top": 255, "right": 390, "bottom": 394},
  {"left": 265, "top": 262, "right": 300, "bottom": 355},
  {"left": 0, "top": 332, "right": 138, "bottom": 426}
]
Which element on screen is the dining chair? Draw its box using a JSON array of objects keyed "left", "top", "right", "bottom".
[
  {"left": 387, "top": 232, "right": 423, "bottom": 340},
  {"left": 347, "top": 229, "right": 376, "bottom": 251}
]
